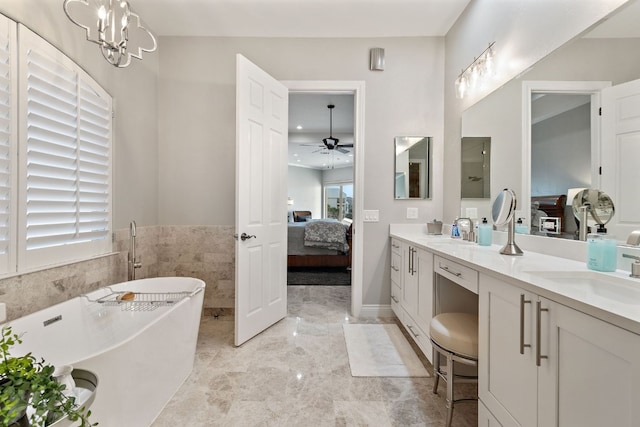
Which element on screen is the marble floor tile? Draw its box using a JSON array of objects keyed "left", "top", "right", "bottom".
[{"left": 152, "top": 286, "right": 478, "bottom": 426}]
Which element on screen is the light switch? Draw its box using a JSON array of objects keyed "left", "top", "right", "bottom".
[
  {"left": 407, "top": 207, "right": 418, "bottom": 219},
  {"left": 363, "top": 210, "right": 379, "bottom": 222},
  {"left": 0, "top": 303, "right": 5, "bottom": 323}
]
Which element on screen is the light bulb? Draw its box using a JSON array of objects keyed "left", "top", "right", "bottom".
[
  {"left": 98, "top": 6, "right": 107, "bottom": 20},
  {"left": 470, "top": 62, "right": 481, "bottom": 87},
  {"left": 455, "top": 74, "right": 468, "bottom": 99},
  {"left": 484, "top": 47, "right": 495, "bottom": 77}
]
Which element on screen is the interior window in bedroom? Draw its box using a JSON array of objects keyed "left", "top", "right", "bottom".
[
  {"left": 325, "top": 183, "right": 353, "bottom": 221},
  {"left": 17, "top": 24, "right": 112, "bottom": 272}
]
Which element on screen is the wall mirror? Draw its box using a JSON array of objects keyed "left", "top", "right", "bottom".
[
  {"left": 461, "top": 137, "right": 491, "bottom": 199},
  {"left": 394, "top": 136, "right": 432, "bottom": 199},
  {"left": 460, "top": 0, "right": 640, "bottom": 241}
]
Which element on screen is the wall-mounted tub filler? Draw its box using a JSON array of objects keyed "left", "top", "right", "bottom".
[{"left": 128, "top": 221, "right": 142, "bottom": 280}]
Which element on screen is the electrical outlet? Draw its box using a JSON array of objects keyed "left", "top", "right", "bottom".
[
  {"left": 363, "top": 210, "right": 379, "bottom": 222},
  {"left": 406, "top": 207, "right": 418, "bottom": 219},
  {"left": 540, "top": 217, "right": 561, "bottom": 234}
]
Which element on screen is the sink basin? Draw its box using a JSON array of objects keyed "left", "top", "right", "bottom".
[{"left": 526, "top": 270, "right": 640, "bottom": 306}]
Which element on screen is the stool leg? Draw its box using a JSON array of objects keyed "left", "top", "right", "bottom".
[
  {"left": 432, "top": 349, "right": 440, "bottom": 394},
  {"left": 445, "top": 353, "right": 454, "bottom": 427}
]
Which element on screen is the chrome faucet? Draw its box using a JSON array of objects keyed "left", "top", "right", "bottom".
[
  {"left": 128, "top": 220, "right": 142, "bottom": 280},
  {"left": 457, "top": 218, "right": 473, "bottom": 241}
]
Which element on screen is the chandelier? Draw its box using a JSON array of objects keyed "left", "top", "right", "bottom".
[{"left": 63, "top": 0, "right": 157, "bottom": 68}]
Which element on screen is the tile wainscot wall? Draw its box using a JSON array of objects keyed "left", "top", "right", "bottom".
[{"left": 0, "top": 225, "right": 235, "bottom": 322}]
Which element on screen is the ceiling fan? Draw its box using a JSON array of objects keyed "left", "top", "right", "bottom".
[{"left": 318, "top": 104, "right": 353, "bottom": 154}]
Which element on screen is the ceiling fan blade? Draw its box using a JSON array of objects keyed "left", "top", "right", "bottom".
[
  {"left": 339, "top": 143, "right": 354, "bottom": 147},
  {"left": 336, "top": 147, "right": 349, "bottom": 154}
]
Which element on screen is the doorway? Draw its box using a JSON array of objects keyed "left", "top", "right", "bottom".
[{"left": 284, "top": 81, "right": 365, "bottom": 317}]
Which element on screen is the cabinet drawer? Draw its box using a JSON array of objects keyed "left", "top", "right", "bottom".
[
  {"left": 392, "top": 283, "right": 403, "bottom": 322},
  {"left": 434, "top": 255, "right": 479, "bottom": 294},
  {"left": 391, "top": 251, "right": 401, "bottom": 284},
  {"left": 391, "top": 238, "right": 402, "bottom": 255},
  {"left": 402, "top": 308, "right": 433, "bottom": 363}
]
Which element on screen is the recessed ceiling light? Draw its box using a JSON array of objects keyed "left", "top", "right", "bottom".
[
  {"left": 293, "top": 153, "right": 298, "bottom": 157},
  {"left": 348, "top": 154, "right": 353, "bottom": 157},
  {"left": 297, "top": 159, "right": 300, "bottom": 162},
  {"left": 296, "top": 125, "right": 303, "bottom": 130}
]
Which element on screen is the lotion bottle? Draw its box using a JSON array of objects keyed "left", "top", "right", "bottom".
[{"left": 478, "top": 217, "right": 492, "bottom": 246}]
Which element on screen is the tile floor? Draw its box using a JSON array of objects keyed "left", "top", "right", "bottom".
[{"left": 152, "top": 286, "right": 478, "bottom": 426}]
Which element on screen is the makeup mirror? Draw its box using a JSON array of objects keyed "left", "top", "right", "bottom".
[{"left": 492, "top": 189, "right": 523, "bottom": 255}]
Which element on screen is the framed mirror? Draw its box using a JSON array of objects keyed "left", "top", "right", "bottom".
[
  {"left": 394, "top": 136, "right": 432, "bottom": 199},
  {"left": 460, "top": 1, "right": 640, "bottom": 240},
  {"left": 461, "top": 137, "right": 491, "bottom": 199}
]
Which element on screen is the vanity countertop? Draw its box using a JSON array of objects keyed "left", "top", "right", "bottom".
[{"left": 390, "top": 227, "right": 640, "bottom": 336}]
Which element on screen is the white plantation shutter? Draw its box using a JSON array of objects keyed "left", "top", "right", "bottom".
[
  {"left": 19, "top": 25, "right": 112, "bottom": 270},
  {"left": 0, "top": 16, "right": 16, "bottom": 274}
]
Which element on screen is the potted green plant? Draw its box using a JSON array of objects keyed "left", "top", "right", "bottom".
[{"left": 0, "top": 325, "right": 96, "bottom": 427}]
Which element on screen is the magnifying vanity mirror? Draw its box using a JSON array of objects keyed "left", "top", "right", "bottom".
[
  {"left": 492, "top": 188, "right": 523, "bottom": 256},
  {"left": 460, "top": 1, "right": 640, "bottom": 242},
  {"left": 571, "top": 188, "right": 615, "bottom": 240},
  {"left": 394, "top": 136, "right": 432, "bottom": 199}
]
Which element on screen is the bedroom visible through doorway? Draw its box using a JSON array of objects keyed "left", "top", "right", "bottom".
[{"left": 287, "top": 93, "right": 355, "bottom": 290}]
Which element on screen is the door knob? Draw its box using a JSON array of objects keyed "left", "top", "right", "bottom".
[{"left": 234, "top": 232, "right": 256, "bottom": 241}]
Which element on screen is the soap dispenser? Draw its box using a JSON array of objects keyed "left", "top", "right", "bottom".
[
  {"left": 478, "top": 217, "right": 492, "bottom": 246},
  {"left": 451, "top": 218, "right": 460, "bottom": 238},
  {"left": 515, "top": 218, "right": 528, "bottom": 234},
  {"left": 587, "top": 226, "right": 617, "bottom": 272}
]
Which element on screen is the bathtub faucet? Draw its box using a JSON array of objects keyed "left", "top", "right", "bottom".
[{"left": 128, "top": 220, "right": 142, "bottom": 280}]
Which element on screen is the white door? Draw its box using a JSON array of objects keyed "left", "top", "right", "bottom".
[
  {"left": 601, "top": 79, "right": 640, "bottom": 239},
  {"left": 235, "top": 54, "right": 288, "bottom": 346}
]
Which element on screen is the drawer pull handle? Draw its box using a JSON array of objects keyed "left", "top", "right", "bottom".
[
  {"left": 536, "top": 301, "right": 549, "bottom": 367},
  {"left": 439, "top": 265, "right": 462, "bottom": 277},
  {"left": 406, "top": 324, "right": 419, "bottom": 338},
  {"left": 391, "top": 295, "right": 399, "bottom": 303},
  {"left": 520, "top": 294, "right": 531, "bottom": 355}
]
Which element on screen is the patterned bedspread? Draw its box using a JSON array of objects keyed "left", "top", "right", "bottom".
[{"left": 303, "top": 220, "right": 349, "bottom": 252}]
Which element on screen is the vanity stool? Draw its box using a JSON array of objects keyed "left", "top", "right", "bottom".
[{"left": 430, "top": 312, "right": 479, "bottom": 427}]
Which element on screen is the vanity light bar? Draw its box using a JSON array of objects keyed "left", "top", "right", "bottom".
[{"left": 455, "top": 42, "right": 496, "bottom": 99}]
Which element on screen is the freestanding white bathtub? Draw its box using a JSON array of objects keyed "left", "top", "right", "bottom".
[{"left": 6, "top": 277, "right": 205, "bottom": 427}]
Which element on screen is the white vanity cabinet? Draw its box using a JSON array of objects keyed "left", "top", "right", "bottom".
[
  {"left": 479, "top": 273, "right": 640, "bottom": 427},
  {"left": 390, "top": 238, "right": 403, "bottom": 320},
  {"left": 390, "top": 238, "right": 435, "bottom": 362}
]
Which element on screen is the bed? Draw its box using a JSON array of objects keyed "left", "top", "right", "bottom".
[{"left": 287, "top": 211, "right": 352, "bottom": 268}]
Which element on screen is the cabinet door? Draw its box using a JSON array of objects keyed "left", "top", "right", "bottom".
[
  {"left": 479, "top": 400, "right": 502, "bottom": 427},
  {"left": 479, "top": 274, "right": 537, "bottom": 427},
  {"left": 415, "top": 248, "right": 433, "bottom": 334},
  {"left": 538, "top": 299, "right": 640, "bottom": 427},
  {"left": 402, "top": 244, "right": 418, "bottom": 317}
]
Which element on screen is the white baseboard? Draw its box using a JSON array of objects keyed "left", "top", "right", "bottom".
[{"left": 358, "top": 304, "right": 395, "bottom": 318}]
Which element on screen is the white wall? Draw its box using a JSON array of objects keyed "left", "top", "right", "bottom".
[
  {"left": 531, "top": 104, "right": 591, "bottom": 196},
  {"left": 288, "top": 166, "right": 322, "bottom": 218},
  {"left": 0, "top": 1, "right": 160, "bottom": 229},
  {"left": 157, "top": 36, "right": 445, "bottom": 305},
  {"left": 444, "top": 0, "right": 629, "bottom": 225}
]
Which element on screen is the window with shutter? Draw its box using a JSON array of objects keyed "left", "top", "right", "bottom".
[
  {"left": 18, "top": 25, "right": 112, "bottom": 271},
  {"left": 0, "top": 16, "right": 16, "bottom": 275}
]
